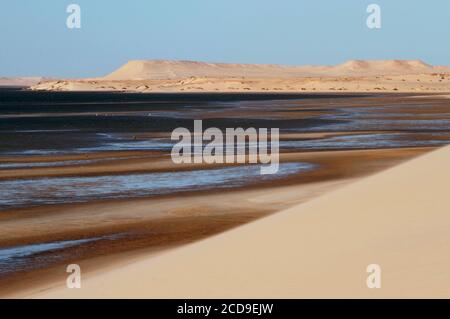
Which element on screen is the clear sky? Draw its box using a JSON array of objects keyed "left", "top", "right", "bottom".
[{"left": 1, "top": 0, "right": 450, "bottom": 78}]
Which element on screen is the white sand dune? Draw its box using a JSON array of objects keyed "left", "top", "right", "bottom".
[
  {"left": 27, "top": 146, "right": 450, "bottom": 298},
  {"left": 104, "top": 59, "right": 449, "bottom": 80}
]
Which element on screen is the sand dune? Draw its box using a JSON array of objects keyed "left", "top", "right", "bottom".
[
  {"left": 31, "top": 59, "right": 450, "bottom": 93},
  {"left": 26, "top": 146, "right": 450, "bottom": 298},
  {"left": 0, "top": 77, "right": 47, "bottom": 87},
  {"left": 104, "top": 59, "right": 450, "bottom": 80},
  {"left": 104, "top": 60, "right": 327, "bottom": 80}
]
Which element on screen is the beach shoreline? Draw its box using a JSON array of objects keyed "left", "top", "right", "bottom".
[
  {"left": 1, "top": 146, "right": 429, "bottom": 297},
  {"left": 1, "top": 89, "right": 449, "bottom": 298},
  {"left": 12, "top": 145, "right": 450, "bottom": 299}
]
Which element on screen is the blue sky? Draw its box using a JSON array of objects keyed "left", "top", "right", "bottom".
[{"left": 1, "top": 0, "right": 449, "bottom": 77}]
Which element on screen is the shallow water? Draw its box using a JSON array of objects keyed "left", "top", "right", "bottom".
[
  {"left": 0, "top": 158, "right": 105, "bottom": 169},
  {"left": 9, "top": 130, "right": 448, "bottom": 156},
  {"left": 2, "top": 90, "right": 449, "bottom": 155},
  {"left": 0, "top": 162, "right": 314, "bottom": 210},
  {"left": 281, "top": 133, "right": 450, "bottom": 150},
  {"left": 0, "top": 236, "right": 121, "bottom": 276},
  {"left": 309, "top": 105, "right": 450, "bottom": 132}
]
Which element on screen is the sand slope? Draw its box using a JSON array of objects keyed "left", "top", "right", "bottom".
[{"left": 28, "top": 146, "right": 450, "bottom": 298}]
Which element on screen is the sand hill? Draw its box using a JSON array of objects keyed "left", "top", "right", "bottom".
[{"left": 104, "top": 59, "right": 450, "bottom": 80}]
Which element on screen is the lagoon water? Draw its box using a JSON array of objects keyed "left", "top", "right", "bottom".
[
  {"left": 1, "top": 88, "right": 450, "bottom": 285},
  {"left": 1, "top": 89, "right": 449, "bottom": 210}
]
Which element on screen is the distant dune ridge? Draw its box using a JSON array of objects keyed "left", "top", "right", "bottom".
[
  {"left": 30, "top": 59, "right": 450, "bottom": 92},
  {"left": 104, "top": 59, "right": 450, "bottom": 80},
  {"left": 0, "top": 77, "right": 47, "bottom": 87}
]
